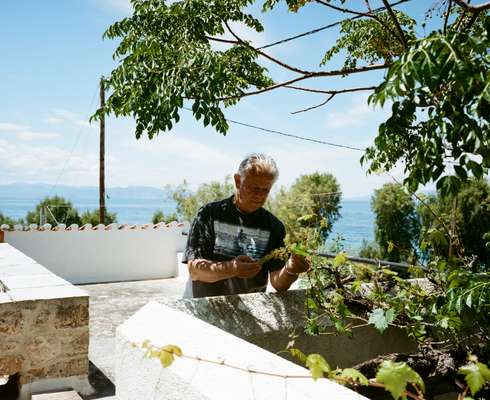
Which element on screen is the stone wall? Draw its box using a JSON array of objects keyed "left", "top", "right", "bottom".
[
  {"left": 0, "top": 243, "right": 89, "bottom": 387},
  {"left": 159, "top": 290, "right": 417, "bottom": 369}
]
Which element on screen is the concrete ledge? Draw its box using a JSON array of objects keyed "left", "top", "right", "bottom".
[
  {"left": 0, "top": 243, "right": 90, "bottom": 396},
  {"left": 156, "top": 290, "right": 417, "bottom": 369},
  {"left": 116, "top": 301, "right": 367, "bottom": 400}
]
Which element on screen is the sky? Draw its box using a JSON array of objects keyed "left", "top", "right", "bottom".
[{"left": 0, "top": 0, "right": 440, "bottom": 198}]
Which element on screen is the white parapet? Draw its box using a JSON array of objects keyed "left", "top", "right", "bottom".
[
  {"left": 115, "top": 301, "right": 367, "bottom": 400},
  {"left": 4, "top": 223, "right": 190, "bottom": 284}
]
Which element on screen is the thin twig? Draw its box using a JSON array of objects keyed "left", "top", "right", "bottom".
[
  {"left": 284, "top": 85, "right": 377, "bottom": 95},
  {"left": 291, "top": 94, "right": 336, "bottom": 114},
  {"left": 315, "top": 0, "right": 403, "bottom": 45},
  {"left": 216, "top": 63, "right": 390, "bottom": 102},
  {"left": 224, "top": 21, "right": 311, "bottom": 75},
  {"left": 453, "top": 0, "right": 490, "bottom": 12},
  {"left": 382, "top": 0, "right": 408, "bottom": 49},
  {"left": 258, "top": 0, "right": 412, "bottom": 50},
  {"left": 444, "top": 0, "right": 453, "bottom": 34},
  {"left": 205, "top": 36, "right": 239, "bottom": 44}
]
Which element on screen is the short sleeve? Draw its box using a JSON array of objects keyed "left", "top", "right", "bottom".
[
  {"left": 263, "top": 217, "right": 286, "bottom": 272},
  {"left": 182, "top": 206, "right": 214, "bottom": 263}
]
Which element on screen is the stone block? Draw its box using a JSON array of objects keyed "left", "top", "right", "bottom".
[
  {"left": 0, "top": 308, "right": 22, "bottom": 334},
  {"left": 0, "top": 355, "right": 24, "bottom": 375},
  {"left": 22, "top": 357, "right": 89, "bottom": 384},
  {"left": 55, "top": 302, "right": 89, "bottom": 329}
]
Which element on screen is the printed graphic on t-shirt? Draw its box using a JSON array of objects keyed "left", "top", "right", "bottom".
[{"left": 213, "top": 221, "right": 270, "bottom": 259}]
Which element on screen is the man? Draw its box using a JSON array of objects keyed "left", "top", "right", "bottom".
[{"left": 182, "top": 153, "right": 309, "bottom": 298}]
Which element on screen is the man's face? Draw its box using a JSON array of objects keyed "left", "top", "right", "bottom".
[{"left": 234, "top": 171, "right": 274, "bottom": 213}]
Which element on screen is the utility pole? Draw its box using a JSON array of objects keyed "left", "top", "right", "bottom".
[{"left": 99, "top": 77, "right": 106, "bottom": 225}]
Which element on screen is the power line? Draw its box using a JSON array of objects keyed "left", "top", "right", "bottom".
[
  {"left": 49, "top": 82, "right": 100, "bottom": 195},
  {"left": 258, "top": 0, "right": 412, "bottom": 50},
  {"left": 182, "top": 106, "right": 365, "bottom": 152}
]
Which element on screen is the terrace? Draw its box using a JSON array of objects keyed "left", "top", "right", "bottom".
[{"left": 1, "top": 224, "right": 422, "bottom": 400}]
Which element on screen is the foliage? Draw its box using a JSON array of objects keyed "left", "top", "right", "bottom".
[
  {"left": 26, "top": 196, "right": 82, "bottom": 226},
  {"left": 358, "top": 239, "right": 380, "bottom": 259},
  {"left": 171, "top": 176, "right": 235, "bottom": 221},
  {"left": 375, "top": 360, "right": 424, "bottom": 400},
  {"left": 0, "top": 212, "right": 23, "bottom": 226},
  {"left": 364, "top": 13, "right": 490, "bottom": 195},
  {"left": 151, "top": 209, "right": 180, "bottom": 224},
  {"left": 269, "top": 172, "right": 341, "bottom": 246},
  {"left": 80, "top": 209, "right": 118, "bottom": 225},
  {"left": 371, "top": 183, "right": 420, "bottom": 263},
  {"left": 322, "top": 11, "right": 416, "bottom": 69},
  {"left": 98, "top": 0, "right": 490, "bottom": 205},
  {"left": 94, "top": 0, "right": 273, "bottom": 137},
  {"left": 419, "top": 179, "right": 490, "bottom": 265},
  {"left": 140, "top": 340, "right": 182, "bottom": 368},
  {"left": 458, "top": 355, "right": 490, "bottom": 396}
]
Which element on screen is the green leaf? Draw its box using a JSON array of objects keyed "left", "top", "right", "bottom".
[
  {"left": 289, "top": 348, "right": 307, "bottom": 364},
  {"left": 333, "top": 252, "right": 348, "bottom": 267},
  {"left": 290, "top": 243, "right": 309, "bottom": 257},
  {"left": 458, "top": 360, "right": 490, "bottom": 396},
  {"left": 368, "top": 308, "right": 395, "bottom": 333},
  {"left": 305, "top": 354, "right": 331, "bottom": 380},
  {"left": 157, "top": 344, "right": 183, "bottom": 368},
  {"left": 339, "top": 368, "right": 369, "bottom": 385},
  {"left": 376, "top": 361, "right": 425, "bottom": 400}
]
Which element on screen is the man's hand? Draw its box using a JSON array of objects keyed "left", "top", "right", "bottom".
[
  {"left": 232, "top": 255, "right": 262, "bottom": 279},
  {"left": 286, "top": 253, "right": 310, "bottom": 275}
]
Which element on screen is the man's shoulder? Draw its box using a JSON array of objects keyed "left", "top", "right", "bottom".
[
  {"left": 197, "top": 196, "right": 233, "bottom": 216},
  {"left": 261, "top": 208, "right": 285, "bottom": 232}
]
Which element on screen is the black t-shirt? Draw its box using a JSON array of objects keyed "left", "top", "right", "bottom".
[{"left": 182, "top": 195, "right": 286, "bottom": 298}]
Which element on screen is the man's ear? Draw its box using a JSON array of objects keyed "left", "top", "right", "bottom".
[{"left": 233, "top": 173, "right": 241, "bottom": 189}]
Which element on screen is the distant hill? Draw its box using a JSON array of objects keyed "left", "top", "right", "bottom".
[{"left": 0, "top": 183, "right": 170, "bottom": 203}]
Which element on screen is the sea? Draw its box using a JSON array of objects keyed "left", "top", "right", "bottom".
[{"left": 0, "top": 197, "right": 374, "bottom": 256}]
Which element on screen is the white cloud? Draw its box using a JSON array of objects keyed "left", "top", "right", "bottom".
[
  {"left": 45, "top": 109, "right": 96, "bottom": 130},
  {"left": 324, "top": 95, "right": 389, "bottom": 129},
  {"left": 0, "top": 139, "right": 99, "bottom": 185},
  {"left": 0, "top": 122, "right": 58, "bottom": 142},
  {"left": 15, "top": 131, "right": 59, "bottom": 141},
  {"left": 0, "top": 122, "right": 30, "bottom": 132},
  {"left": 93, "top": 0, "right": 133, "bottom": 14},
  {"left": 44, "top": 116, "right": 64, "bottom": 125}
]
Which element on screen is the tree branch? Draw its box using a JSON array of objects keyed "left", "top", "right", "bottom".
[
  {"left": 205, "top": 36, "right": 239, "bottom": 45},
  {"left": 314, "top": 0, "right": 405, "bottom": 47},
  {"left": 291, "top": 94, "right": 336, "bottom": 114},
  {"left": 216, "top": 63, "right": 390, "bottom": 101},
  {"left": 444, "top": 0, "right": 453, "bottom": 35},
  {"left": 453, "top": 0, "right": 490, "bottom": 11},
  {"left": 382, "top": 0, "right": 408, "bottom": 49},
  {"left": 285, "top": 85, "right": 377, "bottom": 95},
  {"left": 224, "top": 21, "right": 312, "bottom": 75}
]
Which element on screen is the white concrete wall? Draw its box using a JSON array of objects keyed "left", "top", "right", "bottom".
[
  {"left": 4, "top": 223, "right": 189, "bottom": 284},
  {"left": 116, "top": 301, "right": 367, "bottom": 400}
]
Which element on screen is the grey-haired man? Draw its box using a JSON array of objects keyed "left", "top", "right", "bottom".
[{"left": 182, "top": 153, "right": 309, "bottom": 298}]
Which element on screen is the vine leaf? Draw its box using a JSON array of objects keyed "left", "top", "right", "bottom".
[
  {"left": 458, "top": 357, "right": 490, "bottom": 396},
  {"left": 376, "top": 361, "right": 425, "bottom": 400},
  {"left": 333, "top": 252, "right": 348, "bottom": 267},
  {"left": 289, "top": 348, "right": 307, "bottom": 364},
  {"left": 339, "top": 368, "right": 369, "bottom": 386},
  {"left": 305, "top": 354, "right": 331, "bottom": 380},
  {"left": 368, "top": 308, "right": 395, "bottom": 333}
]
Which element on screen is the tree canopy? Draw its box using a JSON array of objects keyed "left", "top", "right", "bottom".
[{"left": 97, "top": 0, "right": 490, "bottom": 197}]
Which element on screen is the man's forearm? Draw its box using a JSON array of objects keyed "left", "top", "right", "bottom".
[
  {"left": 188, "top": 259, "right": 236, "bottom": 283},
  {"left": 270, "top": 259, "right": 300, "bottom": 291}
]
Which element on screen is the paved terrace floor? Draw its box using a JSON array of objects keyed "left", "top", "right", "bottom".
[{"left": 78, "top": 278, "right": 186, "bottom": 398}]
